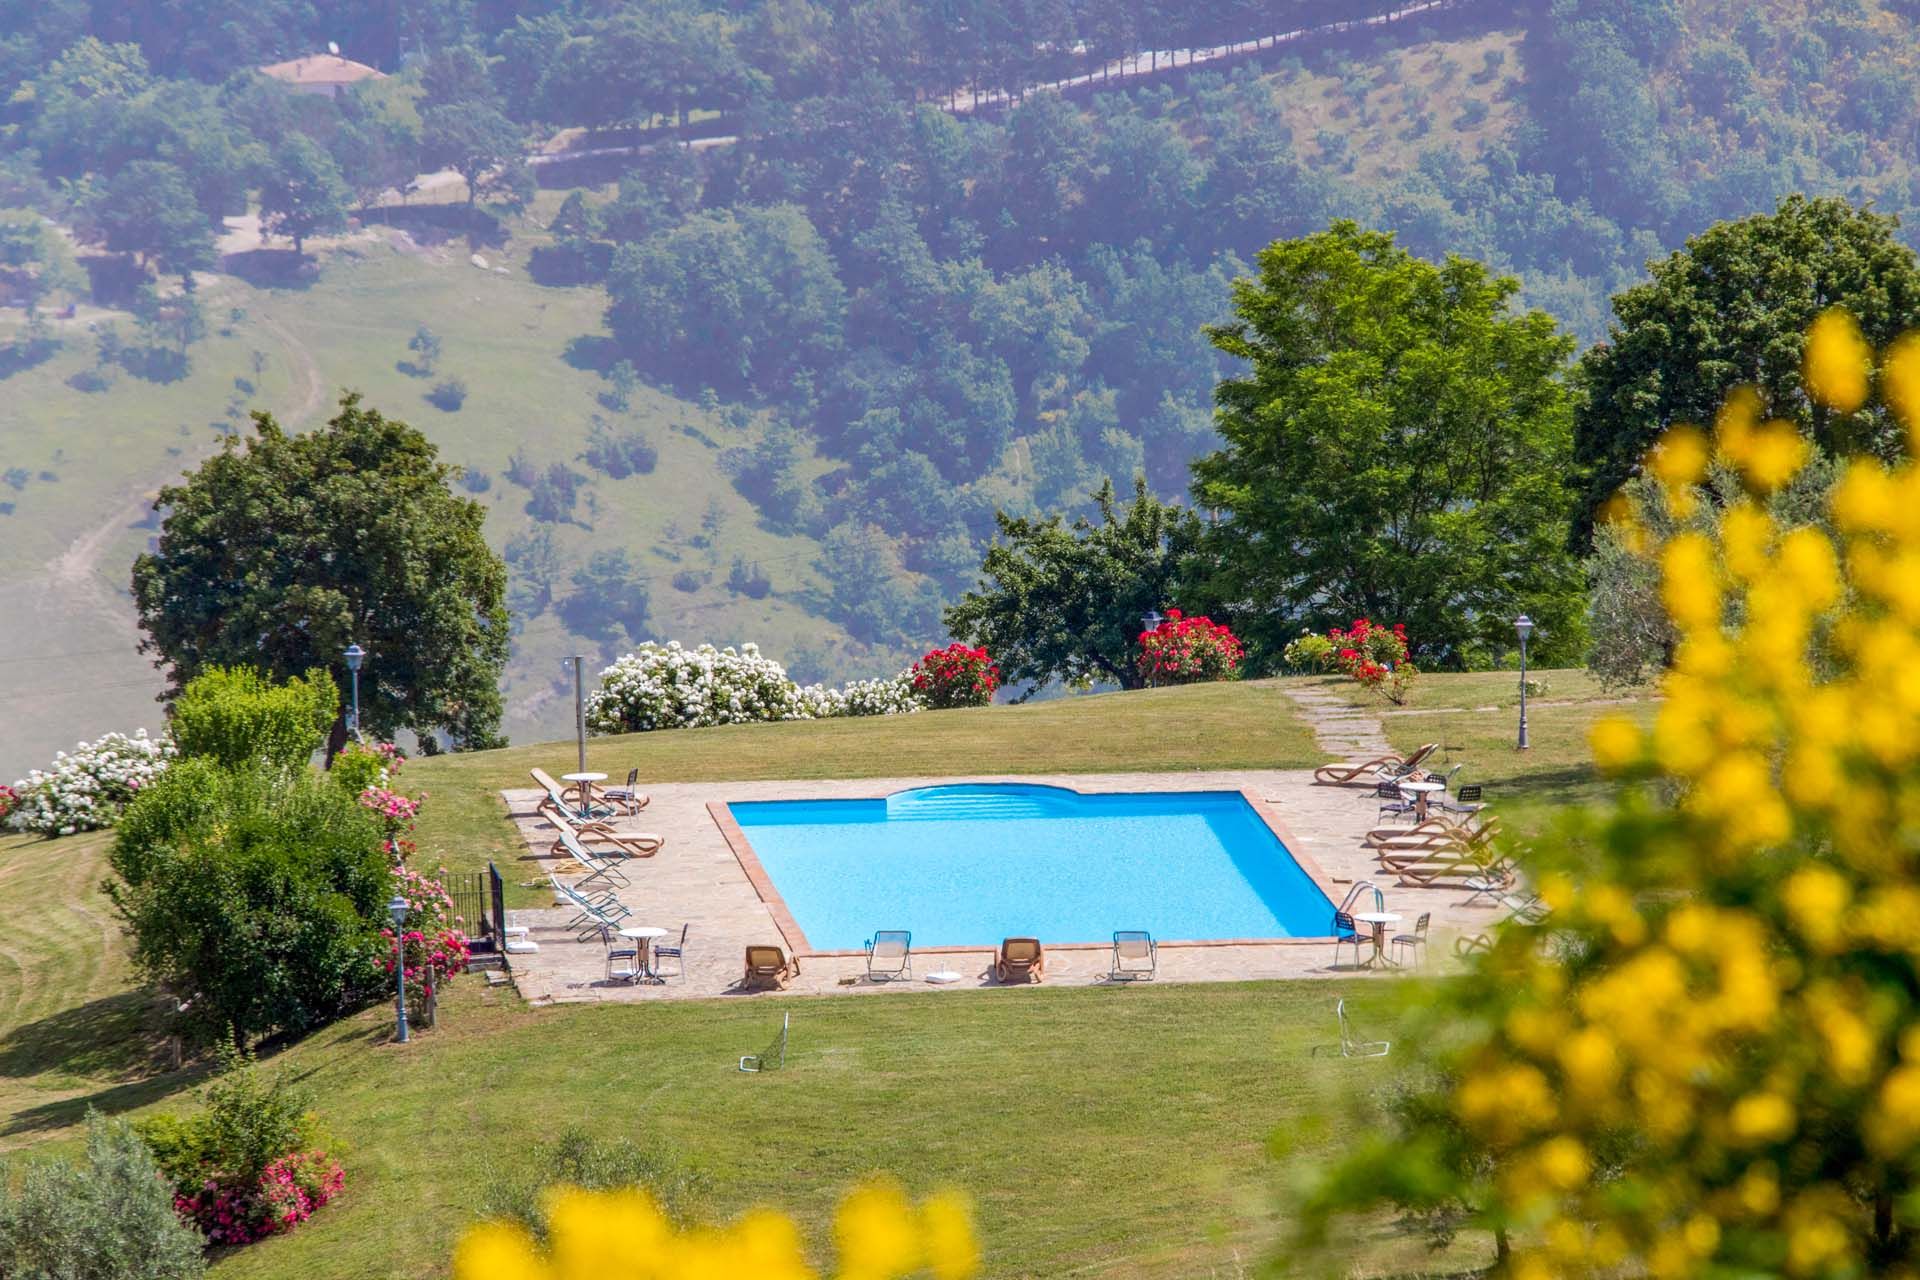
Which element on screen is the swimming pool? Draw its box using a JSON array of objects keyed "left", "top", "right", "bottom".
[{"left": 723, "top": 783, "right": 1337, "bottom": 951}]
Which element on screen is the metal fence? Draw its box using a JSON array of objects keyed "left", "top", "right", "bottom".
[{"left": 445, "top": 862, "right": 508, "bottom": 963}]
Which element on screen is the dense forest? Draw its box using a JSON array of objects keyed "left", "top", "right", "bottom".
[{"left": 4, "top": 0, "right": 1920, "bottom": 712}]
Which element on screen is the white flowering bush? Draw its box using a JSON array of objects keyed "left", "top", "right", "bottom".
[
  {"left": 585, "top": 643, "right": 923, "bottom": 734},
  {"left": 9, "top": 729, "right": 177, "bottom": 836}
]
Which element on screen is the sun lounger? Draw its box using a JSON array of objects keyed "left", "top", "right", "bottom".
[
  {"left": 1372, "top": 816, "right": 1502, "bottom": 857},
  {"left": 1362, "top": 813, "right": 1483, "bottom": 848},
  {"left": 865, "top": 930, "right": 912, "bottom": 981},
  {"left": 993, "top": 937, "right": 1045, "bottom": 983},
  {"left": 1386, "top": 853, "right": 1515, "bottom": 891},
  {"left": 547, "top": 872, "right": 631, "bottom": 941},
  {"left": 1110, "top": 930, "right": 1157, "bottom": 980},
  {"left": 551, "top": 827, "right": 631, "bottom": 890},
  {"left": 1334, "top": 998, "right": 1389, "bottom": 1058},
  {"left": 1312, "top": 742, "right": 1438, "bottom": 786},
  {"left": 742, "top": 945, "right": 800, "bottom": 990}
]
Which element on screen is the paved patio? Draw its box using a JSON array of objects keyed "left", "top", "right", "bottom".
[{"left": 498, "top": 769, "right": 1510, "bottom": 1004}]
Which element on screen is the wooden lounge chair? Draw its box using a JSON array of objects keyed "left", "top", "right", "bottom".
[
  {"left": 993, "top": 937, "right": 1045, "bottom": 983},
  {"left": 742, "top": 945, "right": 799, "bottom": 990},
  {"left": 1363, "top": 813, "right": 1482, "bottom": 848},
  {"left": 1387, "top": 852, "right": 1515, "bottom": 891},
  {"left": 567, "top": 824, "right": 665, "bottom": 860},
  {"left": 1372, "top": 815, "right": 1502, "bottom": 857},
  {"left": 1312, "top": 742, "right": 1438, "bottom": 786},
  {"left": 1110, "top": 930, "right": 1157, "bottom": 980},
  {"left": 602, "top": 768, "right": 651, "bottom": 816},
  {"left": 865, "top": 930, "right": 912, "bottom": 981}
]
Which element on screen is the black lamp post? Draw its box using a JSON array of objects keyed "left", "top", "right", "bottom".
[
  {"left": 1515, "top": 614, "right": 1533, "bottom": 751},
  {"left": 343, "top": 644, "right": 366, "bottom": 742},
  {"left": 387, "top": 894, "right": 410, "bottom": 1043}
]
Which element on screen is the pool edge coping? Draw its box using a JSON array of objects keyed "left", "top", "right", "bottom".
[{"left": 707, "top": 781, "right": 1346, "bottom": 959}]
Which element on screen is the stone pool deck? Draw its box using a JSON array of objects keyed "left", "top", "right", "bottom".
[{"left": 497, "top": 770, "right": 1512, "bottom": 1005}]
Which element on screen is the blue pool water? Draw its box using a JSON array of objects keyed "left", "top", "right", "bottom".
[{"left": 727, "top": 784, "right": 1336, "bottom": 950}]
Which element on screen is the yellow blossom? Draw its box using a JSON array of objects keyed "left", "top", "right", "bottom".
[
  {"left": 1727, "top": 1092, "right": 1796, "bottom": 1145},
  {"left": 1804, "top": 307, "right": 1871, "bottom": 413},
  {"left": 1649, "top": 424, "right": 1710, "bottom": 488},
  {"left": 1589, "top": 715, "right": 1643, "bottom": 773},
  {"left": 1781, "top": 866, "right": 1850, "bottom": 950},
  {"left": 1885, "top": 332, "right": 1920, "bottom": 443},
  {"left": 835, "top": 1181, "right": 923, "bottom": 1280}
]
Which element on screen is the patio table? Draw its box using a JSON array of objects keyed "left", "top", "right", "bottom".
[
  {"left": 619, "top": 926, "right": 669, "bottom": 983},
  {"left": 1397, "top": 779, "right": 1445, "bottom": 823},
  {"left": 563, "top": 771, "right": 608, "bottom": 817},
  {"left": 1351, "top": 911, "right": 1402, "bottom": 968}
]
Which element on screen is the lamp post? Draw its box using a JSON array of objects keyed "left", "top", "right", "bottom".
[
  {"left": 564, "top": 655, "right": 587, "bottom": 776},
  {"left": 1515, "top": 614, "right": 1533, "bottom": 751},
  {"left": 1142, "top": 609, "right": 1164, "bottom": 633},
  {"left": 387, "top": 894, "right": 410, "bottom": 1044},
  {"left": 343, "top": 644, "right": 365, "bottom": 742}
]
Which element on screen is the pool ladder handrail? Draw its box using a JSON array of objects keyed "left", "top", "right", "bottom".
[{"left": 1336, "top": 881, "right": 1385, "bottom": 918}]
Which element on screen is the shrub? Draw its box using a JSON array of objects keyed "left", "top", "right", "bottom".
[
  {"left": 108, "top": 761, "right": 393, "bottom": 1044},
  {"left": 727, "top": 557, "right": 772, "bottom": 599},
  {"left": 0, "top": 784, "right": 15, "bottom": 824},
  {"left": 910, "top": 643, "right": 1000, "bottom": 709},
  {"left": 1281, "top": 632, "right": 1339, "bottom": 672},
  {"left": 140, "top": 1040, "right": 344, "bottom": 1247},
  {"left": 428, "top": 378, "right": 468, "bottom": 411},
  {"left": 377, "top": 865, "right": 471, "bottom": 1024},
  {"left": 0, "top": 1112, "right": 206, "bottom": 1280},
  {"left": 581, "top": 427, "right": 658, "bottom": 478},
  {"left": 586, "top": 643, "right": 924, "bottom": 733},
  {"left": 170, "top": 665, "right": 337, "bottom": 771},
  {"left": 476, "top": 1126, "right": 708, "bottom": 1240},
  {"left": 1327, "top": 618, "right": 1417, "bottom": 705},
  {"left": 1135, "top": 609, "right": 1243, "bottom": 686},
  {"left": 8, "top": 728, "right": 175, "bottom": 835},
  {"left": 328, "top": 739, "right": 405, "bottom": 798}
]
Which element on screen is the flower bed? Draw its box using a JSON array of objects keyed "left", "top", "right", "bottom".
[
  {"left": 586, "top": 642, "right": 924, "bottom": 734},
  {"left": 7, "top": 728, "right": 175, "bottom": 835},
  {"left": 911, "top": 644, "right": 1000, "bottom": 709},
  {"left": 174, "top": 1149, "right": 346, "bottom": 1246},
  {"left": 1136, "top": 610, "right": 1243, "bottom": 685},
  {"left": 378, "top": 865, "right": 471, "bottom": 1026}
]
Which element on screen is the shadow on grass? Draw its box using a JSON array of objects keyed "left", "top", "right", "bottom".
[
  {"left": 0, "top": 990, "right": 166, "bottom": 1083},
  {"left": 222, "top": 249, "right": 320, "bottom": 290},
  {"left": 1, "top": 1068, "right": 204, "bottom": 1138}
]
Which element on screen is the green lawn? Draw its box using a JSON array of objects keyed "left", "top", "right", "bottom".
[{"left": 0, "top": 676, "right": 1652, "bottom": 1277}]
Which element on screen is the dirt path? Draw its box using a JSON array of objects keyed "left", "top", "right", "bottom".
[
  {"left": 257, "top": 312, "right": 327, "bottom": 426},
  {"left": 1280, "top": 683, "right": 1393, "bottom": 762}
]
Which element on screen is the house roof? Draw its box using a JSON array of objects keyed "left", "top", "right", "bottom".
[{"left": 257, "top": 54, "right": 386, "bottom": 87}]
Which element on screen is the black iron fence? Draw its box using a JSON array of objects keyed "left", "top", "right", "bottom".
[{"left": 445, "top": 861, "right": 508, "bottom": 963}]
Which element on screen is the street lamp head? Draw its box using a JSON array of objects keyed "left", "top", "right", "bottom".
[
  {"left": 344, "top": 643, "right": 365, "bottom": 672},
  {"left": 387, "top": 894, "right": 409, "bottom": 928},
  {"left": 1142, "top": 609, "right": 1164, "bottom": 633},
  {"left": 1514, "top": 614, "right": 1534, "bottom": 643}
]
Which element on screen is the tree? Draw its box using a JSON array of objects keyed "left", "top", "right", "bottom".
[
  {"left": 258, "top": 136, "right": 351, "bottom": 255},
  {"left": 945, "top": 477, "right": 1204, "bottom": 695},
  {"left": 559, "top": 549, "right": 650, "bottom": 646},
  {"left": 131, "top": 395, "right": 510, "bottom": 755},
  {"left": 1572, "top": 195, "right": 1920, "bottom": 543},
  {"left": 87, "top": 159, "right": 216, "bottom": 283},
  {"left": 421, "top": 102, "right": 524, "bottom": 208},
  {"left": 1190, "top": 223, "right": 1586, "bottom": 668}
]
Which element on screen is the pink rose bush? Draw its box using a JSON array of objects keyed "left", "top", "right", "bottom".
[
  {"left": 378, "top": 865, "right": 471, "bottom": 1023},
  {"left": 173, "top": 1150, "right": 345, "bottom": 1245}
]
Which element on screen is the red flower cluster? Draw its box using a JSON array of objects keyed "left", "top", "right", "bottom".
[
  {"left": 1326, "top": 618, "right": 1417, "bottom": 704},
  {"left": 377, "top": 866, "right": 471, "bottom": 1014},
  {"left": 0, "top": 784, "right": 15, "bottom": 823},
  {"left": 1135, "top": 608, "right": 1244, "bottom": 686},
  {"left": 173, "top": 1150, "right": 345, "bottom": 1246},
  {"left": 911, "top": 643, "right": 1000, "bottom": 709}
]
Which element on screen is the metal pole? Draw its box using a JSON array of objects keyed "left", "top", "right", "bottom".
[
  {"left": 349, "top": 667, "right": 362, "bottom": 742},
  {"left": 571, "top": 655, "right": 587, "bottom": 775},
  {"left": 1517, "top": 631, "right": 1530, "bottom": 751},
  {"left": 393, "top": 930, "right": 409, "bottom": 1043}
]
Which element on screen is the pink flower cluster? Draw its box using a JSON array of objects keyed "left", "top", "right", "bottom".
[
  {"left": 1135, "top": 608, "right": 1244, "bottom": 685},
  {"left": 377, "top": 866, "right": 471, "bottom": 999},
  {"left": 357, "top": 782, "right": 425, "bottom": 863},
  {"left": 173, "top": 1151, "right": 344, "bottom": 1245},
  {"left": 1327, "top": 618, "right": 1417, "bottom": 704},
  {"left": 911, "top": 643, "right": 1000, "bottom": 709},
  {"left": 0, "top": 784, "right": 16, "bottom": 823}
]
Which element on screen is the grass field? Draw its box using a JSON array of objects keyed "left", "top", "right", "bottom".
[{"left": 0, "top": 675, "right": 1643, "bottom": 1278}]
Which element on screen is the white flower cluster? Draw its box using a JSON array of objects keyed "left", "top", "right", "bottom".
[
  {"left": 8, "top": 728, "right": 177, "bottom": 836},
  {"left": 584, "top": 642, "right": 922, "bottom": 735}
]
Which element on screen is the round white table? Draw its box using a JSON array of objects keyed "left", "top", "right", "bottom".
[
  {"left": 1351, "top": 911, "right": 1402, "bottom": 968},
  {"left": 620, "top": 926, "right": 669, "bottom": 982},
  {"left": 1397, "top": 779, "right": 1445, "bottom": 823},
  {"left": 563, "top": 771, "right": 608, "bottom": 815}
]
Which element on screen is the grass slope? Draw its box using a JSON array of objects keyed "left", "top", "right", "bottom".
[{"left": 0, "top": 196, "right": 854, "bottom": 781}]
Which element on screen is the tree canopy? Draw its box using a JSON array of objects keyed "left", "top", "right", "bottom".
[
  {"left": 944, "top": 477, "right": 1204, "bottom": 694},
  {"left": 1572, "top": 195, "right": 1920, "bottom": 543},
  {"left": 131, "top": 396, "right": 510, "bottom": 754},
  {"left": 1190, "top": 222, "right": 1586, "bottom": 667}
]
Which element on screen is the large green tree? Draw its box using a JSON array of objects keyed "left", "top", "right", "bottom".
[
  {"left": 86, "top": 159, "right": 216, "bottom": 283},
  {"left": 132, "top": 396, "right": 510, "bottom": 755},
  {"left": 1190, "top": 222, "right": 1585, "bottom": 668},
  {"left": 945, "top": 477, "right": 1205, "bottom": 694},
  {"left": 1572, "top": 195, "right": 1920, "bottom": 543},
  {"left": 257, "top": 136, "right": 350, "bottom": 255}
]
